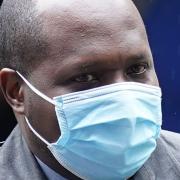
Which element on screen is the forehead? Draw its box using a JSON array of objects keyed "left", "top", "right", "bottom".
[
  {"left": 34, "top": 0, "right": 150, "bottom": 70},
  {"left": 37, "top": 0, "right": 145, "bottom": 35}
]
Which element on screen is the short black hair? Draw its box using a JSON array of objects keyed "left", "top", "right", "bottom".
[{"left": 0, "top": 0, "right": 48, "bottom": 77}]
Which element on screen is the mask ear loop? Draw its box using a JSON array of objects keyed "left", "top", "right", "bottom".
[
  {"left": 16, "top": 71, "right": 55, "bottom": 106},
  {"left": 0, "top": 141, "right": 5, "bottom": 144},
  {"left": 16, "top": 71, "right": 56, "bottom": 146},
  {"left": 25, "top": 116, "right": 50, "bottom": 146}
]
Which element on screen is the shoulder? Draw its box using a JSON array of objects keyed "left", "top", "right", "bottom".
[
  {"left": 0, "top": 125, "right": 47, "bottom": 180},
  {"left": 160, "top": 130, "right": 180, "bottom": 150},
  {"left": 159, "top": 130, "right": 180, "bottom": 164},
  {"left": 161, "top": 129, "right": 180, "bottom": 140},
  {"left": 0, "top": 126, "right": 21, "bottom": 167}
]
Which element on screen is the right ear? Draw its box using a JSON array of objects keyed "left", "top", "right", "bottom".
[{"left": 0, "top": 68, "right": 25, "bottom": 114}]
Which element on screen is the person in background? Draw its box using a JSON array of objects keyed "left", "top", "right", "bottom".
[{"left": 0, "top": 0, "right": 180, "bottom": 179}]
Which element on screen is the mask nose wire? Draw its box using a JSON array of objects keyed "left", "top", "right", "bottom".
[{"left": 16, "top": 71, "right": 55, "bottom": 106}]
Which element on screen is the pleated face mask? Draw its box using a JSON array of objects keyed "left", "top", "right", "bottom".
[{"left": 17, "top": 71, "right": 162, "bottom": 180}]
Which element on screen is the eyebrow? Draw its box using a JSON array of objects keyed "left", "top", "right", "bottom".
[{"left": 56, "top": 52, "right": 151, "bottom": 77}]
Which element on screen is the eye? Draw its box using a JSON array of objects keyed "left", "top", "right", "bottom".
[
  {"left": 74, "top": 74, "right": 99, "bottom": 83},
  {"left": 126, "top": 63, "right": 148, "bottom": 75}
]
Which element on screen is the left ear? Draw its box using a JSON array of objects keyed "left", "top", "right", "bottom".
[{"left": 0, "top": 68, "right": 25, "bottom": 115}]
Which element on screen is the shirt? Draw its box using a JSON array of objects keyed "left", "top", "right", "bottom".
[{"left": 36, "top": 156, "right": 67, "bottom": 180}]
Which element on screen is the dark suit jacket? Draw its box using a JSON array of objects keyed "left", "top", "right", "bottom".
[{"left": 1, "top": 125, "right": 180, "bottom": 180}]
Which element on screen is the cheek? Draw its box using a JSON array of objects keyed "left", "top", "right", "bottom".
[
  {"left": 26, "top": 92, "right": 61, "bottom": 143},
  {"left": 147, "top": 70, "right": 159, "bottom": 87}
]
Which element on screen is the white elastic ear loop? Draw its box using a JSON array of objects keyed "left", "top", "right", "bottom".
[
  {"left": 25, "top": 116, "right": 51, "bottom": 146},
  {"left": 0, "top": 141, "right": 5, "bottom": 144},
  {"left": 16, "top": 71, "right": 55, "bottom": 106}
]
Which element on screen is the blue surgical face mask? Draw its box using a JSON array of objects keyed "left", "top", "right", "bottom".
[{"left": 17, "top": 71, "right": 162, "bottom": 180}]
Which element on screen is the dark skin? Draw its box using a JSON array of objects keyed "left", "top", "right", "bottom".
[{"left": 0, "top": 0, "right": 159, "bottom": 179}]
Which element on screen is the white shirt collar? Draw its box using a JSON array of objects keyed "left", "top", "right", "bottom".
[{"left": 35, "top": 156, "right": 67, "bottom": 180}]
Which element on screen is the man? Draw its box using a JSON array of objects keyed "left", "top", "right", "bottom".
[{"left": 0, "top": 0, "right": 180, "bottom": 179}]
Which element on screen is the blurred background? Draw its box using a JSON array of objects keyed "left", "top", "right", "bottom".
[
  {"left": 0, "top": 0, "right": 180, "bottom": 143},
  {"left": 134, "top": 0, "right": 180, "bottom": 133}
]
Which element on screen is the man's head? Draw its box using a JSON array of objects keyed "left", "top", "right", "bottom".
[{"left": 0, "top": 0, "right": 159, "bottom": 178}]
